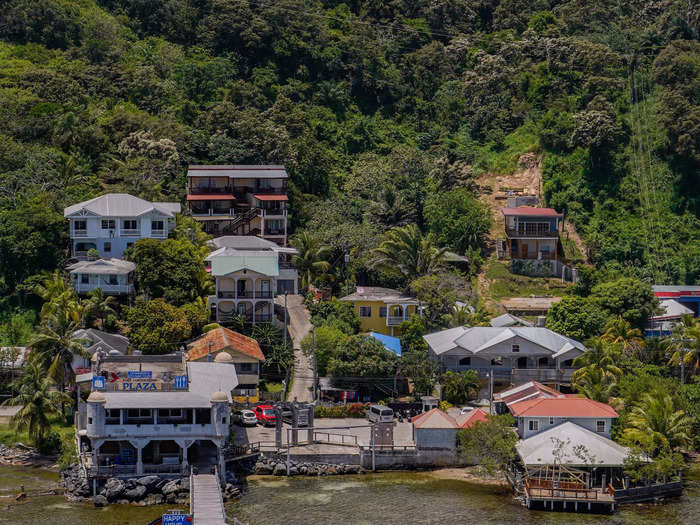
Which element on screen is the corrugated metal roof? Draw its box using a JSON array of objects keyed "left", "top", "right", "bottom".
[
  {"left": 188, "top": 165, "right": 288, "bottom": 179},
  {"left": 517, "top": 422, "right": 630, "bottom": 467},
  {"left": 340, "top": 286, "right": 417, "bottom": 303},
  {"left": 651, "top": 299, "right": 694, "bottom": 319},
  {"left": 502, "top": 207, "right": 562, "bottom": 217},
  {"left": 412, "top": 408, "right": 458, "bottom": 429},
  {"left": 64, "top": 194, "right": 180, "bottom": 218},
  {"left": 456, "top": 408, "right": 489, "bottom": 428},
  {"left": 207, "top": 251, "right": 279, "bottom": 277},
  {"left": 67, "top": 258, "right": 136, "bottom": 275},
  {"left": 508, "top": 397, "right": 618, "bottom": 418},
  {"left": 208, "top": 236, "right": 297, "bottom": 254},
  {"left": 490, "top": 313, "right": 533, "bottom": 327}
]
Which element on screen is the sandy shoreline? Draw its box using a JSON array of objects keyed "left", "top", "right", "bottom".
[{"left": 423, "top": 467, "right": 510, "bottom": 487}]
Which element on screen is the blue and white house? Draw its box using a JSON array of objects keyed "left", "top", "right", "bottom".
[
  {"left": 64, "top": 194, "right": 181, "bottom": 259},
  {"left": 423, "top": 326, "right": 587, "bottom": 386}
]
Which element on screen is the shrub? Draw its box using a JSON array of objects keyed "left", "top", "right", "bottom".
[
  {"left": 314, "top": 403, "right": 369, "bottom": 418},
  {"left": 36, "top": 429, "right": 61, "bottom": 455}
]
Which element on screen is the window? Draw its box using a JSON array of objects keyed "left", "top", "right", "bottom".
[
  {"left": 528, "top": 420, "right": 539, "bottom": 432},
  {"left": 101, "top": 219, "right": 115, "bottom": 230},
  {"left": 151, "top": 220, "right": 164, "bottom": 231},
  {"left": 126, "top": 242, "right": 133, "bottom": 250},
  {"left": 459, "top": 357, "right": 471, "bottom": 366},
  {"left": 222, "top": 417, "right": 227, "bottom": 424},
  {"left": 549, "top": 417, "right": 554, "bottom": 425},
  {"left": 379, "top": 307, "right": 387, "bottom": 318},
  {"left": 359, "top": 306, "right": 371, "bottom": 317},
  {"left": 127, "top": 408, "right": 151, "bottom": 419},
  {"left": 122, "top": 219, "right": 137, "bottom": 230},
  {"left": 104, "top": 241, "right": 111, "bottom": 253},
  {"left": 74, "top": 220, "right": 87, "bottom": 231},
  {"left": 158, "top": 409, "right": 183, "bottom": 418},
  {"left": 81, "top": 274, "right": 89, "bottom": 284},
  {"left": 108, "top": 275, "right": 118, "bottom": 285},
  {"left": 238, "top": 362, "right": 254, "bottom": 372},
  {"left": 88, "top": 417, "right": 93, "bottom": 425},
  {"left": 511, "top": 344, "right": 520, "bottom": 353},
  {"left": 596, "top": 420, "right": 606, "bottom": 433}
]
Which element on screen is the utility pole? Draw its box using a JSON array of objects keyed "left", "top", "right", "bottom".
[
  {"left": 311, "top": 326, "right": 317, "bottom": 402},
  {"left": 283, "top": 291, "right": 288, "bottom": 349}
]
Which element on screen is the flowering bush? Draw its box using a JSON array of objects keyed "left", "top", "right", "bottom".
[{"left": 314, "top": 403, "right": 369, "bottom": 418}]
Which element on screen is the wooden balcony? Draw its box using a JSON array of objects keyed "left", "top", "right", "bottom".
[{"left": 505, "top": 228, "right": 559, "bottom": 239}]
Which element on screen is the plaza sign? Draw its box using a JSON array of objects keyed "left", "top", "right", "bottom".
[{"left": 161, "top": 512, "right": 193, "bottom": 524}]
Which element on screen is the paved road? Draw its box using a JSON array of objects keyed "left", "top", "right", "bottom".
[{"left": 275, "top": 294, "right": 314, "bottom": 402}]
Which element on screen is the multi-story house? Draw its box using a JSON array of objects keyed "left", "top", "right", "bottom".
[
  {"left": 76, "top": 353, "right": 237, "bottom": 484},
  {"left": 205, "top": 236, "right": 299, "bottom": 323},
  {"left": 508, "top": 397, "right": 619, "bottom": 439},
  {"left": 339, "top": 287, "right": 421, "bottom": 337},
  {"left": 502, "top": 206, "right": 562, "bottom": 262},
  {"left": 186, "top": 165, "right": 289, "bottom": 245},
  {"left": 64, "top": 194, "right": 181, "bottom": 259},
  {"left": 67, "top": 258, "right": 136, "bottom": 296},
  {"left": 423, "top": 326, "right": 587, "bottom": 387},
  {"left": 186, "top": 327, "right": 265, "bottom": 404}
]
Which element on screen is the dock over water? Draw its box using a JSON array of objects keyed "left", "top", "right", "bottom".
[{"left": 190, "top": 473, "right": 227, "bottom": 525}]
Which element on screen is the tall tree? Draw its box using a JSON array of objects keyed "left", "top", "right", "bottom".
[
  {"left": 571, "top": 338, "right": 623, "bottom": 384},
  {"left": 666, "top": 315, "right": 700, "bottom": 378},
  {"left": 291, "top": 232, "right": 331, "bottom": 290},
  {"left": 623, "top": 391, "right": 692, "bottom": 456}
]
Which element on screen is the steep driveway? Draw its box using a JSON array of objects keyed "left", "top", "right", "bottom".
[{"left": 276, "top": 294, "right": 314, "bottom": 402}]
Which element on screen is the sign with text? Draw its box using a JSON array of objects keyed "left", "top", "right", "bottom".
[
  {"left": 92, "top": 376, "right": 105, "bottom": 390},
  {"left": 173, "top": 375, "right": 188, "bottom": 390},
  {"left": 161, "top": 513, "right": 193, "bottom": 524},
  {"left": 127, "top": 371, "right": 152, "bottom": 379},
  {"left": 117, "top": 379, "right": 162, "bottom": 391}
]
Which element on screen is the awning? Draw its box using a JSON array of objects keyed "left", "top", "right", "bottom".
[
  {"left": 187, "top": 194, "right": 236, "bottom": 201},
  {"left": 254, "top": 194, "right": 288, "bottom": 201}
]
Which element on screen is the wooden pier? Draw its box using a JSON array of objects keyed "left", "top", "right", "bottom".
[
  {"left": 523, "top": 466, "right": 616, "bottom": 513},
  {"left": 190, "top": 471, "right": 227, "bottom": 525}
]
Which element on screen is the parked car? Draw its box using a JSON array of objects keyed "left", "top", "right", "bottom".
[
  {"left": 253, "top": 405, "right": 277, "bottom": 426},
  {"left": 233, "top": 409, "right": 257, "bottom": 426}
]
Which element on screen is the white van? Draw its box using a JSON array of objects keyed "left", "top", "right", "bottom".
[{"left": 367, "top": 405, "right": 394, "bottom": 423}]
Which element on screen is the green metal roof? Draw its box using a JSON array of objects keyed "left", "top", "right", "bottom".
[{"left": 210, "top": 255, "right": 279, "bottom": 277}]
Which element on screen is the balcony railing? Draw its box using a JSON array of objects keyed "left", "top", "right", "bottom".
[
  {"left": 232, "top": 388, "right": 258, "bottom": 397},
  {"left": 191, "top": 208, "right": 235, "bottom": 217},
  {"left": 253, "top": 187, "right": 287, "bottom": 194},
  {"left": 505, "top": 228, "right": 559, "bottom": 238},
  {"left": 120, "top": 229, "right": 140, "bottom": 236},
  {"left": 188, "top": 186, "right": 233, "bottom": 195},
  {"left": 454, "top": 366, "right": 577, "bottom": 382},
  {"left": 387, "top": 316, "right": 409, "bottom": 326},
  {"left": 74, "top": 283, "right": 133, "bottom": 294},
  {"left": 151, "top": 229, "right": 166, "bottom": 237},
  {"left": 72, "top": 229, "right": 88, "bottom": 237},
  {"left": 264, "top": 229, "right": 285, "bottom": 236},
  {"left": 260, "top": 208, "right": 288, "bottom": 217},
  {"left": 216, "top": 290, "right": 274, "bottom": 299}
]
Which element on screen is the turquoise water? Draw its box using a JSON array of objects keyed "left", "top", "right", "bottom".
[{"left": 0, "top": 466, "right": 697, "bottom": 524}]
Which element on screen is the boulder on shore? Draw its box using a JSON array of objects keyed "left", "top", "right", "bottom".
[{"left": 93, "top": 495, "right": 108, "bottom": 507}]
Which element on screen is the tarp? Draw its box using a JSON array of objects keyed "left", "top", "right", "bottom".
[{"left": 369, "top": 332, "right": 402, "bottom": 356}]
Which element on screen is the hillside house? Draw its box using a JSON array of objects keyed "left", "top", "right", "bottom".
[
  {"left": 646, "top": 299, "right": 694, "bottom": 337},
  {"left": 186, "top": 327, "right": 265, "bottom": 403},
  {"left": 340, "top": 287, "right": 420, "bottom": 337},
  {"left": 71, "top": 328, "right": 129, "bottom": 374},
  {"left": 493, "top": 381, "right": 566, "bottom": 414},
  {"left": 423, "top": 326, "right": 587, "bottom": 386},
  {"left": 508, "top": 397, "right": 619, "bottom": 439},
  {"left": 186, "top": 165, "right": 289, "bottom": 245},
  {"left": 76, "top": 353, "right": 236, "bottom": 484},
  {"left": 205, "top": 236, "right": 298, "bottom": 323},
  {"left": 652, "top": 285, "right": 700, "bottom": 316},
  {"left": 67, "top": 258, "right": 136, "bottom": 296},
  {"left": 64, "top": 194, "right": 180, "bottom": 259}
]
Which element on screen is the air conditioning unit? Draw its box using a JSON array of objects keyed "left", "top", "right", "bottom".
[{"left": 535, "top": 316, "right": 546, "bottom": 327}]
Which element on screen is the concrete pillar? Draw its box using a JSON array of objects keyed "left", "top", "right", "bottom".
[
  {"left": 217, "top": 444, "right": 225, "bottom": 485},
  {"left": 601, "top": 473, "right": 606, "bottom": 489},
  {"left": 136, "top": 445, "right": 143, "bottom": 475}
]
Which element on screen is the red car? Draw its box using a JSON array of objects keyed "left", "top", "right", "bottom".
[{"left": 253, "top": 405, "right": 277, "bottom": 426}]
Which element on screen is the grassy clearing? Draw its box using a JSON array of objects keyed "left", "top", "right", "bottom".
[
  {"left": 561, "top": 236, "right": 585, "bottom": 263},
  {"left": 485, "top": 261, "right": 570, "bottom": 300},
  {"left": 259, "top": 380, "right": 283, "bottom": 393},
  {"left": 476, "top": 123, "right": 540, "bottom": 175}
]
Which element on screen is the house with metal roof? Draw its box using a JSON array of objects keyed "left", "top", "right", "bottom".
[
  {"left": 646, "top": 299, "right": 695, "bottom": 336},
  {"left": 423, "top": 326, "right": 587, "bottom": 386},
  {"left": 493, "top": 381, "right": 566, "bottom": 414},
  {"left": 71, "top": 328, "right": 130, "bottom": 374},
  {"left": 205, "top": 236, "right": 299, "bottom": 323},
  {"left": 76, "top": 353, "right": 237, "bottom": 485},
  {"left": 490, "top": 313, "right": 533, "bottom": 327},
  {"left": 186, "top": 327, "right": 265, "bottom": 403},
  {"left": 186, "top": 164, "right": 289, "bottom": 245},
  {"left": 653, "top": 285, "right": 700, "bottom": 316},
  {"left": 340, "top": 286, "right": 421, "bottom": 337},
  {"left": 67, "top": 258, "right": 136, "bottom": 296},
  {"left": 411, "top": 408, "right": 460, "bottom": 450},
  {"left": 64, "top": 194, "right": 180, "bottom": 259},
  {"left": 508, "top": 397, "right": 619, "bottom": 439}
]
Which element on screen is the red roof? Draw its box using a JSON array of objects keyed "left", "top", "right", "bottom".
[
  {"left": 186, "top": 194, "right": 235, "bottom": 201},
  {"left": 253, "top": 194, "right": 288, "bottom": 201},
  {"left": 494, "top": 381, "right": 565, "bottom": 406},
  {"left": 502, "top": 207, "right": 562, "bottom": 217},
  {"left": 456, "top": 408, "right": 489, "bottom": 428},
  {"left": 411, "top": 408, "right": 458, "bottom": 428},
  {"left": 186, "top": 327, "right": 265, "bottom": 362},
  {"left": 508, "top": 398, "right": 618, "bottom": 418}
]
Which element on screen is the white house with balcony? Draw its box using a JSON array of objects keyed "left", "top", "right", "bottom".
[
  {"left": 423, "top": 326, "right": 587, "bottom": 387},
  {"left": 67, "top": 258, "right": 136, "bottom": 296},
  {"left": 76, "top": 353, "right": 237, "bottom": 485},
  {"left": 205, "top": 236, "right": 298, "bottom": 323},
  {"left": 64, "top": 194, "right": 181, "bottom": 259}
]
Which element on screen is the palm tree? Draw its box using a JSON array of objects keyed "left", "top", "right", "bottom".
[
  {"left": 623, "top": 391, "right": 692, "bottom": 456},
  {"left": 443, "top": 304, "right": 472, "bottom": 328},
  {"left": 666, "top": 315, "right": 700, "bottom": 378},
  {"left": 34, "top": 271, "right": 76, "bottom": 317},
  {"left": 291, "top": 232, "right": 332, "bottom": 291},
  {"left": 367, "top": 188, "right": 416, "bottom": 227},
  {"left": 601, "top": 316, "right": 643, "bottom": 357},
  {"left": 573, "top": 367, "right": 617, "bottom": 403},
  {"left": 3, "top": 361, "right": 70, "bottom": 444},
  {"left": 571, "top": 338, "right": 623, "bottom": 384},
  {"left": 369, "top": 224, "right": 447, "bottom": 284},
  {"left": 441, "top": 370, "right": 480, "bottom": 405},
  {"left": 83, "top": 288, "right": 116, "bottom": 329}
]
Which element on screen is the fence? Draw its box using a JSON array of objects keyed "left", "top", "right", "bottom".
[{"left": 312, "top": 431, "right": 358, "bottom": 447}]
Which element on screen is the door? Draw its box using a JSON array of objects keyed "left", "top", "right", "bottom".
[
  {"left": 517, "top": 357, "right": 528, "bottom": 369},
  {"left": 237, "top": 280, "right": 246, "bottom": 296},
  {"left": 520, "top": 243, "right": 529, "bottom": 258},
  {"left": 261, "top": 280, "right": 270, "bottom": 297}
]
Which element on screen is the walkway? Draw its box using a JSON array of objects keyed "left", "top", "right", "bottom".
[
  {"left": 191, "top": 473, "right": 227, "bottom": 525},
  {"left": 276, "top": 294, "right": 313, "bottom": 402}
]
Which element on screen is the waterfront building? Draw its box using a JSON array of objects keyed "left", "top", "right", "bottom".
[
  {"left": 76, "top": 353, "right": 237, "bottom": 484},
  {"left": 205, "top": 236, "right": 298, "bottom": 323},
  {"left": 64, "top": 193, "right": 180, "bottom": 259},
  {"left": 186, "top": 165, "right": 289, "bottom": 244},
  {"left": 67, "top": 258, "right": 136, "bottom": 296},
  {"left": 340, "top": 286, "right": 421, "bottom": 337},
  {"left": 411, "top": 408, "right": 459, "bottom": 451},
  {"left": 186, "top": 327, "right": 265, "bottom": 404},
  {"left": 423, "top": 326, "right": 587, "bottom": 386},
  {"left": 508, "top": 397, "right": 619, "bottom": 439}
]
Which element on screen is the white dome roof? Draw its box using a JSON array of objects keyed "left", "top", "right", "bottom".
[
  {"left": 210, "top": 390, "right": 229, "bottom": 403},
  {"left": 214, "top": 352, "right": 233, "bottom": 363},
  {"left": 87, "top": 391, "right": 106, "bottom": 403}
]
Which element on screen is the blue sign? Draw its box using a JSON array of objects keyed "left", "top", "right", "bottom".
[
  {"left": 127, "top": 371, "right": 152, "bottom": 379},
  {"left": 173, "top": 375, "right": 188, "bottom": 390},
  {"left": 162, "top": 513, "right": 192, "bottom": 524},
  {"left": 92, "top": 376, "right": 105, "bottom": 390}
]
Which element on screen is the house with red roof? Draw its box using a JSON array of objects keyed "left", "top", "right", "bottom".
[
  {"left": 501, "top": 206, "right": 566, "bottom": 277},
  {"left": 455, "top": 408, "right": 489, "bottom": 429},
  {"left": 411, "top": 408, "right": 460, "bottom": 450},
  {"left": 508, "top": 397, "right": 619, "bottom": 439},
  {"left": 186, "top": 326, "right": 265, "bottom": 403}
]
